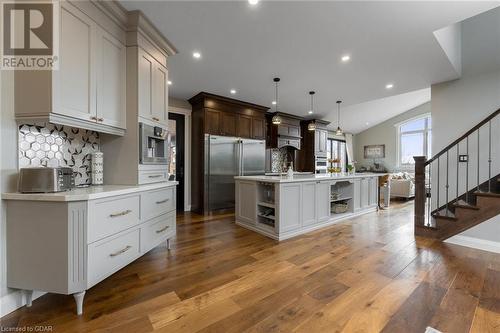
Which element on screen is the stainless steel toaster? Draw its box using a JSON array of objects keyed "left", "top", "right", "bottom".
[{"left": 18, "top": 167, "right": 75, "bottom": 193}]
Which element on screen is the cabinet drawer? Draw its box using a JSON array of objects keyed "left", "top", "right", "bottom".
[
  {"left": 88, "top": 229, "right": 140, "bottom": 287},
  {"left": 140, "top": 212, "right": 175, "bottom": 253},
  {"left": 138, "top": 170, "right": 168, "bottom": 184},
  {"left": 141, "top": 187, "right": 175, "bottom": 221},
  {"left": 88, "top": 195, "right": 140, "bottom": 243}
]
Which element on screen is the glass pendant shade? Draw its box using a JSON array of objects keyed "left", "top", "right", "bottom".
[
  {"left": 272, "top": 114, "right": 282, "bottom": 125},
  {"left": 308, "top": 122, "right": 316, "bottom": 131},
  {"left": 335, "top": 127, "right": 343, "bottom": 136}
]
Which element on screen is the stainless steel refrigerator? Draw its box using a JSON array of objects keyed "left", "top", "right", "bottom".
[{"left": 204, "top": 134, "right": 265, "bottom": 211}]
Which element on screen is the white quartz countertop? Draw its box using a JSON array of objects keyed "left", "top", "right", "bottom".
[
  {"left": 2, "top": 181, "right": 178, "bottom": 202},
  {"left": 235, "top": 173, "right": 386, "bottom": 183}
]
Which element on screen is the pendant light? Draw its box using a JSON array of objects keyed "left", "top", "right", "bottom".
[
  {"left": 335, "top": 100, "right": 343, "bottom": 136},
  {"left": 307, "top": 91, "right": 316, "bottom": 131},
  {"left": 271, "top": 78, "right": 282, "bottom": 125}
]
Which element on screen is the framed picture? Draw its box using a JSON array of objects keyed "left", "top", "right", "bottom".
[{"left": 364, "top": 144, "right": 385, "bottom": 159}]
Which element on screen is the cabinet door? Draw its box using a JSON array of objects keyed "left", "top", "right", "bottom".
[
  {"left": 96, "top": 27, "right": 126, "bottom": 129},
  {"left": 152, "top": 61, "right": 168, "bottom": 126},
  {"left": 221, "top": 112, "right": 237, "bottom": 136},
  {"left": 251, "top": 118, "right": 265, "bottom": 140},
  {"left": 205, "top": 109, "right": 221, "bottom": 135},
  {"left": 369, "top": 177, "right": 378, "bottom": 206},
  {"left": 360, "top": 178, "right": 369, "bottom": 208},
  {"left": 319, "top": 130, "right": 328, "bottom": 152},
  {"left": 56, "top": 3, "right": 96, "bottom": 122},
  {"left": 138, "top": 49, "right": 153, "bottom": 122},
  {"left": 316, "top": 181, "right": 331, "bottom": 223},
  {"left": 237, "top": 115, "right": 252, "bottom": 138},
  {"left": 279, "top": 184, "right": 301, "bottom": 232},
  {"left": 288, "top": 125, "right": 300, "bottom": 138},
  {"left": 302, "top": 182, "right": 317, "bottom": 226},
  {"left": 353, "top": 179, "right": 361, "bottom": 210},
  {"left": 277, "top": 125, "right": 289, "bottom": 136}
]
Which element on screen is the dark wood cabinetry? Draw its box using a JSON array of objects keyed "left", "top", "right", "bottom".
[
  {"left": 297, "top": 119, "right": 331, "bottom": 172},
  {"left": 188, "top": 92, "right": 269, "bottom": 213},
  {"left": 266, "top": 112, "right": 303, "bottom": 149}
]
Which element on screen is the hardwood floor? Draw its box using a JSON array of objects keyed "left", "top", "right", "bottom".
[{"left": 2, "top": 202, "right": 500, "bottom": 332}]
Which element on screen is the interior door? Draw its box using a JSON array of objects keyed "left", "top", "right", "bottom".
[
  {"left": 208, "top": 136, "right": 239, "bottom": 210},
  {"left": 56, "top": 2, "right": 96, "bottom": 122},
  {"left": 96, "top": 27, "right": 126, "bottom": 129},
  {"left": 241, "top": 139, "right": 265, "bottom": 176},
  {"left": 168, "top": 113, "right": 185, "bottom": 211}
]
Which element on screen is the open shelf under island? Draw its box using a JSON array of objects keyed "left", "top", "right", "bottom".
[{"left": 235, "top": 173, "right": 384, "bottom": 241}]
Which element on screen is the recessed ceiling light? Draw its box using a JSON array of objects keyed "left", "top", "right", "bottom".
[
  {"left": 167, "top": 80, "right": 172, "bottom": 85},
  {"left": 248, "top": 0, "right": 259, "bottom": 5},
  {"left": 308, "top": 110, "right": 313, "bottom": 114},
  {"left": 272, "top": 101, "right": 277, "bottom": 105},
  {"left": 366, "top": 122, "right": 370, "bottom": 126},
  {"left": 230, "top": 89, "right": 236, "bottom": 94},
  {"left": 193, "top": 51, "right": 201, "bottom": 59},
  {"left": 386, "top": 83, "right": 394, "bottom": 89},
  {"left": 341, "top": 55, "right": 350, "bottom": 62}
]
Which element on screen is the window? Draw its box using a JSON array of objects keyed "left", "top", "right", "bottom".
[
  {"left": 327, "top": 138, "right": 348, "bottom": 171},
  {"left": 398, "top": 115, "right": 432, "bottom": 165}
]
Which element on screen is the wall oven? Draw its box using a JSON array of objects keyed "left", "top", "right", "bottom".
[{"left": 139, "top": 123, "right": 169, "bottom": 165}]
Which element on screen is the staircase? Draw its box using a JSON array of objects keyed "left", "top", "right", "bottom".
[{"left": 414, "top": 108, "right": 500, "bottom": 240}]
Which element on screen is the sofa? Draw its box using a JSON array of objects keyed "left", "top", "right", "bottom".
[{"left": 389, "top": 172, "right": 415, "bottom": 199}]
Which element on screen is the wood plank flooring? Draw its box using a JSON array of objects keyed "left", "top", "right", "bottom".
[{"left": 2, "top": 201, "right": 500, "bottom": 332}]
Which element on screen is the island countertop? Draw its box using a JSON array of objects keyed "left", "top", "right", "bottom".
[
  {"left": 235, "top": 173, "right": 385, "bottom": 183},
  {"left": 2, "top": 181, "right": 178, "bottom": 202}
]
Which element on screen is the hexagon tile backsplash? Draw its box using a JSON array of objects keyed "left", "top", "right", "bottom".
[{"left": 19, "top": 123, "right": 100, "bottom": 185}]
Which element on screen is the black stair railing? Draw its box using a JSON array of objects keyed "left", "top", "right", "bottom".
[{"left": 414, "top": 108, "right": 500, "bottom": 228}]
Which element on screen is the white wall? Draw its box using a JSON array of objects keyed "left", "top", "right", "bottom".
[
  {"left": 354, "top": 102, "right": 431, "bottom": 172},
  {"left": 431, "top": 7, "right": 500, "bottom": 249}
]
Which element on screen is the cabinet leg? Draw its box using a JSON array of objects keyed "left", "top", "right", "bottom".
[
  {"left": 25, "top": 290, "right": 33, "bottom": 307},
  {"left": 166, "top": 238, "right": 171, "bottom": 250},
  {"left": 73, "top": 291, "right": 85, "bottom": 315}
]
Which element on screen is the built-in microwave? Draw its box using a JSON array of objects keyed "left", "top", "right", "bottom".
[{"left": 139, "top": 123, "right": 169, "bottom": 165}]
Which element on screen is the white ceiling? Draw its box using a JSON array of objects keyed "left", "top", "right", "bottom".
[{"left": 120, "top": 1, "right": 499, "bottom": 133}]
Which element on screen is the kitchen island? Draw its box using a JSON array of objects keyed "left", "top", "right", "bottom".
[{"left": 235, "top": 173, "right": 384, "bottom": 240}]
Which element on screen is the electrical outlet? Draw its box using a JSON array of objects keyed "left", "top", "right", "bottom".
[{"left": 459, "top": 155, "right": 468, "bottom": 162}]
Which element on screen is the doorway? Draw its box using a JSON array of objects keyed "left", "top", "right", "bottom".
[{"left": 168, "top": 113, "right": 185, "bottom": 211}]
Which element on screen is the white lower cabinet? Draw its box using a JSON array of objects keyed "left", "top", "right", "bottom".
[
  {"left": 279, "top": 184, "right": 302, "bottom": 232},
  {"left": 353, "top": 179, "right": 361, "bottom": 211},
  {"left": 316, "top": 181, "right": 331, "bottom": 223},
  {"left": 88, "top": 229, "right": 141, "bottom": 287},
  {"left": 301, "top": 182, "right": 317, "bottom": 226},
  {"left": 4, "top": 184, "right": 176, "bottom": 315}
]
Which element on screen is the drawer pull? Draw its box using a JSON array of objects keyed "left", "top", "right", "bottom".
[
  {"left": 109, "top": 209, "right": 132, "bottom": 218},
  {"left": 155, "top": 225, "right": 170, "bottom": 234},
  {"left": 148, "top": 175, "right": 163, "bottom": 178},
  {"left": 109, "top": 245, "right": 132, "bottom": 257},
  {"left": 152, "top": 117, "right": 160, "bottom": 122},
  {"left": 97, "top": 118, "right": 104, "bottom": 122},
  {"left": 90, "top": 116, "right": 97, "bottom": 121},
  {"left": 156, "top": 199, "right": 169, "bottom": 204}
]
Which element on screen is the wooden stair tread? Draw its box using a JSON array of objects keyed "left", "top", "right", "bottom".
[
  {"left": 474, "top": 191, "right": 500, "bottom": 198},
  {"left": 453, "top": 202, "right": 480, "bottom": 210}
]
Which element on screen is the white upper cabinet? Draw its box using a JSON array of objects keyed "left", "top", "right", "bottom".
[
  {"left": 96, "top": 26, "right": 126, "bottom": 129},
  {"left": 14, "top": 1, "right": 127, "bottom": 136},
  {"left": 138, "top": 48, "right": 169, "bottom": 127},
  {"left": 56, "top": 3, "right": 96, "bottom": 123}
]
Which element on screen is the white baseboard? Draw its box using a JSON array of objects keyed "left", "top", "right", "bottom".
[
  {"left": 445, "top": 235, "right": 500, "bottom": 254},
  {"left": 1, "top": 290, "right": 45, "bottom": 317},
  {"left": 184, "top": 204, "right": 191, "bottom": 212}
]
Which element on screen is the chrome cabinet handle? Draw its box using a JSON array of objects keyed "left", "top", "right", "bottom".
[
  {"left": 109, "top": 245, "right": 132, "bottom": 257},
  {"left": 152, "top": 117, "right": 160, "bottom": 122},
  {"left": 109, "top": 209, "right": 132, "bottom": 218},
  {"left": 148, "top": 175, "right": 162, "bottom": 178},
  {"left": 156, "top": 198, "right": 169, "bottom": 204},
  {"left": 97, "top": 118, "right": 104, "bottom": 122},
  {"left": 90, "top": 116, "right": 97, "bottom": 121},
  {"left": 155, "top": 225, "right": 170, "bottom": 234}
]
